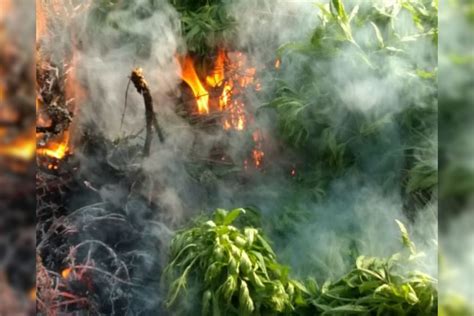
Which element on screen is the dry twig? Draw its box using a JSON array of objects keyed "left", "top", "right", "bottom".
[{"left": 130, "top": 68, "right": 164, "bottom": 156}]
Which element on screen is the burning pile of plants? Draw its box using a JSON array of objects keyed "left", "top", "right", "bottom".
[
  {"left": 36, "top": 0, "right": 438, "bottom": 315},
  {"left": 0, "top": 0, "right": 35, "bottom": 313}
]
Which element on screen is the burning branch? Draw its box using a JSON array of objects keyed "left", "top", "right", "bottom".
[{"left": 130, "top": 68, "right": 164, "bottom": 156}]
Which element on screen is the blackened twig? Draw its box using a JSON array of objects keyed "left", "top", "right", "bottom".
[{"left": 129, "top": 68, "right": 165, "bottom": 156}]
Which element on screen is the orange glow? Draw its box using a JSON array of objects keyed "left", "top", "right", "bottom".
[
  {"left": 206, "top": 50, "right": 226, "bottom": 88},
  {"left": 29, "top": 288, "right": 36, "bottom": 301},
  {"left": 36, "top": 0, "right": 47, "bottom": 40},
  {"left": 0, "top": 0, "right": 11, "bottom": 21},
  {"left": 180, "top": 56, "right": 210, "bottom": 114},
  {"left": 178, "top": 50, "right": 266, "bottom": 168},
  {"left": 61, "top": 267, "right": 72, "bottom": 279},
  {"left": 37, "top": 130, "right": 70, "bottom": 160},
  {"left": 219, "top": 84, "right": 232, "bottom": 111},
  {"left": 223, "top": 100, "right": 246, "bottom": 131},
  {"left": 0, "top": 134, "right": 36, "bottom": 160},
  {"left": 251, "top": 130, "right": 264, "bottom": 168},
  {"left": 275, "top": 58, "right": 281, "bottom": 69},
  {"left": 252, "top": 149, "right": 264, "bottom": 167}
]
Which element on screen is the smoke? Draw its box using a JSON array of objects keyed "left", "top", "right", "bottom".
[
  {"left": 37, "top": 0, "right": 438, "bottom": 313},
  {"left": 438, "top": 0, "right": 474, "bottom": 309},
  {"left": 226, "top": 0, "right": 438, "bottom": 278}
]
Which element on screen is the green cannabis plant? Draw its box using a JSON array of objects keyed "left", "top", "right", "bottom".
[
  {"left": 164, "top": 209, "right": 437, "bottom": 316},
  {"left": 164, "top": 208, "right": 307, "bottom": 315}
]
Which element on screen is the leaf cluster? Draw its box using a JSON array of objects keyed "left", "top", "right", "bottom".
[
  {"left": 171, "top": 0, "right": 236, "bottom": 55},
  {"left": 164, "top": 209, "right": 437, "bottom": 316},
  {"left": 307, "top": 222, "right": 437, "bottom": 315},
  {"left": 263, "top": 0, "right": 438, "bottom": 201},
  {"left": 164, "top": 208, "right": 307, "bottom": 315}
]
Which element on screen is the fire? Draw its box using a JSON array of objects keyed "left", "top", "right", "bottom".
[
  {"left": 37, "top": 130, "right": 70, "bottom": 160},
  {"left": 206, "top": 50, "right": 226, "bottom": 88},
  {"left": 179, "top": 50, "right": 257, "bottom": 129},
  {"left": 223, "top": 99, "right": 246, "bottom": 131},
  {"left": 180, "top": 56, "right": 210, "bottom": 114},
  {"left": 251, "top": 130, "right": 264, "bottom": 168},
  {"left": 36, "top": 2, "right": 85, "bottom": 164},
  {"left": 275, "top": 58, "right": 281, "bottom": 69},
  {"left": 252, "top": 149, "right": 264, "bottom": 168},
  {"left": 0, "top": 134, "right": 36, "bottom": 160},
  {"left": 29, "top": 288, "right": 36, "bottom": 301},
  {"left": 179, "top": 50, "right": 265, "bottom": 168},
  {"left": 61, "top": 267, "right": 72, "bottom": 279}
]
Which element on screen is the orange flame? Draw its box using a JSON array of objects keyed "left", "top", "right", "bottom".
[
  {"left": 251, "top": 130, "right": 264, "bottom": 168},
  {"left": 179, "top": 50, "right": 265, "bottom": 168},
  {"left": 37, "top": 130, "right": 70, "bottom": 160},
  {"left": 252, "top": 149, "right": 264, "bottom": 168},
  {"left": 29, "top": 288, "right": 36, "bottom": 301},
  {"left": 180, "top": 56, "right": 209, "bottom": 114},
  {"left": 206, "top": 50, "right": 226, "bottom": 88},
  {"left": 0, "top": 140, "right": 36, "bottom": 161},
  {"left": 0, "top": 89, "right": 36, "bottom": 161},
  {"left": 61, "top": 267, "right": 72, "bottom": 279}
]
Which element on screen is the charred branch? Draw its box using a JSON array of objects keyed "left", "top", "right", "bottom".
[{"left": 130, "top": 68, "right": 164, "bottom": 156}]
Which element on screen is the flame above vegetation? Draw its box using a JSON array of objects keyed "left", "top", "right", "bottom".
[
  {"left": 35, "top": 1, "right": 85, "bottom": 164},
  {"left": 179, "top": 50, "right": 264, "bottom": 167},
  {"left": 180, "top": 56, "right": 210, "bottom": 114},
  {"left": 179, "top": 50, "right": 257, "bottom": 126},
  {"left": 206, "top": 49, "right": 225, "bottom": 88}
]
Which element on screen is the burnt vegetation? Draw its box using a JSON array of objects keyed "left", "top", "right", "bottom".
[{"left": 36, "top": 1, "right": 439, "bottom": 315}]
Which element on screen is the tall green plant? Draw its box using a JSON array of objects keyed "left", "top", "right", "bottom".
[
  {"left": 164, "top": 209, "right": 437, "bottom": 315},
  {"left": 263, "top": 0, "right": 438, "bottom": 204},
  {"left": 171, "top": 0, "right": 236, "bottom": 55},
  {"left": 164, "top": 208, "right": 307, "bottom": 315}
]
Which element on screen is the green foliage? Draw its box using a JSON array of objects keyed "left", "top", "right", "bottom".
[
  {"left": 164, "top": 209, "right": 437, "bottom": 315},
  {"left": 305, "top": 220, "right": 437, "bottom": 315},
  {"left": 263, "top": 0, "right": 438, "bottom": 202},
  {"left": 164, "top": 208, "right": 307, "bottom": 315},
  {"left": 171, "top": 0, "right": 236, "bottom": 55},
  {"left": 438, "top": 294, "right": 474, "bottom": 316},
  {"left": 309, "top": 255, "right": 437, "bottom": 315}
]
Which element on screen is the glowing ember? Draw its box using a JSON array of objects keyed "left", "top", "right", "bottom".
[
  {"left": 61, "top": 267, "right": 72, "bottom": 279},
  {"left": 251, "top": 130, "right": 264, "bottom": 168},
  {"left": 29, "top": 288, "right": 36, "bottom": 301},
  {"left": 180, "top": 56, "right": 210, "bottom": 114},
  {"left": 252, "top": 149, "right": 264, "bottom": 168},
  {"left": 37, "top": 130, "right": 70, "bottom": 160},
  {"left": 223, "top": 100, "right": 246, "bottom": 131},
  {"left": 291, "top": 168, "right": 296, "bottom": 177},
  {"left": 275, "top": 58, "right": 281, "bottom": 69},
  {"left": 219, "top": 83, "right": 232, "bottom": 111}
]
